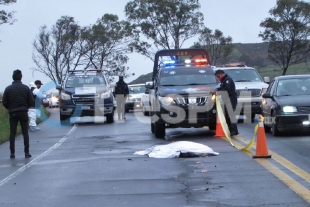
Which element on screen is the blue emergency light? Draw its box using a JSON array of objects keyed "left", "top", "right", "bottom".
[{"left": 162, "top": 58, "right": 208, "bottom": 67}]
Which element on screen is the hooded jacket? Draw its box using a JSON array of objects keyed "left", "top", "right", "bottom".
[{"left": 2, "top": 80, "right": 34, "bottom": 114}]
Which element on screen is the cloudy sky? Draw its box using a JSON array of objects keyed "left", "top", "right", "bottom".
[{"left": 0, "top": 0, "right": 280, "bottom": 93}]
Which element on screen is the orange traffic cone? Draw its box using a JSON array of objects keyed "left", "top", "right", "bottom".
[
  {"left": 253, "top": 115, "right": 272, "bottom": 158},
  {"left": 214, "top": 116, "right": 226, "bottom": 137}
]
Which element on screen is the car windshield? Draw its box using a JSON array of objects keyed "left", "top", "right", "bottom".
[
  {"left": 223, "top": 69, "right": 263, "bottom": 82},
  {"left": 276, "top": 78, "right": 310, "bottom": 96},
  {"left": 129, "top": 85, "right": 146, "bottom": 93},
  {"left": 65, "top": 75, "right": 107, "bottom": 88},
  {"left": 160, "top": 69, "right": 218, "bottom": 86}
]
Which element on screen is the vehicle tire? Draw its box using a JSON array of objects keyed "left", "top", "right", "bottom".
[
  {"left": 154, "top": 121, "right": 165, "bottom": 139},
  {"left": 264, "top": 124, "right": 271, "bottom": 132},
  {"left": 106, "top": 113, "right": 114, "bottom": 123},
  {"left": 125, "top": 108, "right": 129, "bottom": 113},
  {"left": 60, "top": 114, "right": 71, "bottom": 125},
  {"left": 271, "top": 111, "right": 281, "bottom": 136},
  {"left": 151, "top": 123, "right": 154, "bottom": 133},
  {"left": 143, "top": 108, "right": 149, "bottom": 116},
  {"left": 208, "top": 122, "right": 216, "bottom": 131}
]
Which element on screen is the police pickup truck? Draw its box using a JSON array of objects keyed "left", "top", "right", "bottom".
[
  {"left": 56, "top": 69, "right": 115, "bottom": 124},
  {"left": 145, "top": 49, "right": 219, "bottom": 138}
]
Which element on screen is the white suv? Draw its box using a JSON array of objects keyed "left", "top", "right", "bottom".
[{"left": 213, "top": 63, "right": 270, "bottom": 122}]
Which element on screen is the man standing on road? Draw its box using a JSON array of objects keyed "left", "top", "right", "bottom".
[
  {"left": 33, "top": 80, "right": 45, "bottom": 120},
  {"left": 215, "top": 69, "right": 239, "bottom": 136},
  {"left": 28, "top": 82, "right": 40, "bottom": 131},
  {"left": 2, "top": 69, "right": 34, "bottom": 158},
  {"left": 114, "top": 76, "right": 129, "bottom": 120}
]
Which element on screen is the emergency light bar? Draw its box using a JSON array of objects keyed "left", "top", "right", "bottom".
[
  {"left": 153, "top": 48, "right": 210, "bottom": 78},
  {"left": 68, "top": 69, "right": 103, "bottom": 73},
  {"left": 162, "top": 58, "right": 209, "bottom": 67}
]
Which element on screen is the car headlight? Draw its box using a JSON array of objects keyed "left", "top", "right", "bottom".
[
  {"left": 61, "top": 92, "right": 71, "bottom": 100},
  {"left": 158, "top": 96, "right": 174, "bottom": 106},
  {"left": 282, "top": 106, "right": 297, "bottom": 113},
  {"left": 101, "top": 91, "right": 111, "bottom": 99},
  {"left": 261, "top": 88, "right": 268, "bottom": 95}
]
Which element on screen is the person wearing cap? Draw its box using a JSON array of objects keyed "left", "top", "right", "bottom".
[
  {"left": 32, "top": 80, "right": 45, "bottom": 121},
  {"left": 2, "top": 69, "right": 34, "bottom": 158},
  {"left": 214, "top": 69, "right": 239, "bottom": 136},
  {"left": 28, "top": 82, "right": 41, "bottom": 131},
  {"left": 114, "top": 75, "right": 129, "bottom": 120}
]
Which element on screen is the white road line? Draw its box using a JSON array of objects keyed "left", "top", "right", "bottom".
[{"left": 0, "top": 124, "right": 78, "bottom": 187}]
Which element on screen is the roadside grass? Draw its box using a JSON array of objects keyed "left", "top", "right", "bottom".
[{"left": 0, "top": 103, "right": 50, "bottom": 145}]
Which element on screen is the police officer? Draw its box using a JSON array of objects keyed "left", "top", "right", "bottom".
[
  {"left": 114, "top": 76, "right": 129, "bottom": 120},
  {"left": 215, "top": 69, "right": 239, "bottom": 136},
  {"left": 2, "top": 69, "right": 34, "bottom": 158}
]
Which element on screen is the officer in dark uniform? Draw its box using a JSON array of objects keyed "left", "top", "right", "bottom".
[
  {"left": 215, "top": 69, "right": 239, "bottom": 136},
  {"left": 114, "top": 76, "right": 129, "bottom": 120}
]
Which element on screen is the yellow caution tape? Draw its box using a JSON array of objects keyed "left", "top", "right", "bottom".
[{"left": 215, "top": 95, "right": 259, "bottom": 151}]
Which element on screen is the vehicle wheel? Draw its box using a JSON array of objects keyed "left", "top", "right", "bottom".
[
  {"left": 125, "top": 108, "right": 129, "bottom": 113},
  {"left": 264, "top": 124, "right": 271, "bottom": 132},
  {"left": 154, "top": 121, "right": 165, "bottom": 139},
  {"left": 60, "top": 114, "right": 71, "bottom": 125},
  {"left": 208, "top": 122, "right": 216, "bottom": 131},
  {"left": 151, "top": 123, "right": 154, "bottom": 133},
  {"left": 271, "top": 112, "right": 281, "bottom": 136},
  {"left": 106, "top": 113, "right": 114, "bottom": 123}
]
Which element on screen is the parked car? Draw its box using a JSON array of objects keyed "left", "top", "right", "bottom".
[
  {"left": 261, "top": 74, "right": 310, "bottom": 136},
  {"left": 56, "top": 69, "right": 114, "bottom": 124},
  {"left": 42, "top": 95, "right": 49, "bottom": 108},
  {"left": 141, "top": 87, "right": 150, "bottom": 116},
  {"left": 125, "top": 83, "right": 145, "bottom": 112},
  {"left": 49, "top": 90, "right": 59, "bottom": 108}
]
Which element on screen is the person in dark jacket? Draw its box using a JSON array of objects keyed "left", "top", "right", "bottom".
[
  {"left": 215, "top": 69, "right": 239, "bottom": 136},
  {"left": 114, "top": 76, "right": 129, "bottom": 120},
  {"left": 2, "top": 69, "right": 34, "bottom": 158}
]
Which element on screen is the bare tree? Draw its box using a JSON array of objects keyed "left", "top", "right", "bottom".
[
  {"left": 0, "top": 0, "right": 16, "bottom": 26},
  {"left": 32, "top": 16, "right": 86, "bottom": 85},
  {"left": 81, "top": 14, "right": 138, "bottom": 83},
  {"left": 125, "top": 0, "right": 204, "bottom": 61},
  {"left": 193, "top": 27, "right": 234, "bottom": 65},
  {"left": 259, "top": 0, "right": 310, "bottom": 75}
]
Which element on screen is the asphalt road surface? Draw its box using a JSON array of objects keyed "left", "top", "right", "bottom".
[{"left": 0, "top": 109, "right": 309, "bottom": 207}]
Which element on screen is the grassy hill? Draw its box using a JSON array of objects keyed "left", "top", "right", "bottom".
[{"left": 129, "top": 42, "right": 310, "bottom": 84}]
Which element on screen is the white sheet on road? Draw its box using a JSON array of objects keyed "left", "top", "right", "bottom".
[{"left": 134, "top": 141, "right": 219, "bottom": 158}]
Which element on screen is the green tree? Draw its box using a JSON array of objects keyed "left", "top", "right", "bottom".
[
  {"left": 32, "top": 16, "right": 86, "bottom": 85},
  {"left": 259, "top": 0, "right": 310, "bottom": 75},
  {"left": 193, "top": 27, "right": 234, "bottom": 65},
  {"left": 0, "top": 0, "right": 16, "bottom": 26},
  {"left": 125, "top": 0, "right": 204, "bottom": 61},
  {"left": 81, "top": 14, "right": 137, "bottom": 83}
]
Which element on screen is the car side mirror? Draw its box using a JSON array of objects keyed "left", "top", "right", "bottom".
[
  {"left": 145, "top": 81, "right": 153, "bottom": 89},
  {"left": 56, "top": 85, "right": 62, "bottom": 90},
  {"left": 262, "top": 92, "right": 272, "bottom": 99},
  {"left": 264, "top": 77, "right": 270, "bottom": 84}
]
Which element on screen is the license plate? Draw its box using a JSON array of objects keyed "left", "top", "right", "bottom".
[{"left": 82, "top": 106, "right": 90, "bottom": 110}]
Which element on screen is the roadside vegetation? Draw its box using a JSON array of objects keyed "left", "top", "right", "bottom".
[{"left": 0, "top": 93, "right": 50, "bottom": 145}]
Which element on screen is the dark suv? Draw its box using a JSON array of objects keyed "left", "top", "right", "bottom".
[
  {"left": 56, "top": 69, "right": 115, "bottom": 124},
  {"left": 146, "top": 49, "right": 219, "bottom": 138}
]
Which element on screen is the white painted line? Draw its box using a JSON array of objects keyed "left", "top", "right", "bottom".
[{"left": 0, "top": 124, "right": 78, "bottom": 187}]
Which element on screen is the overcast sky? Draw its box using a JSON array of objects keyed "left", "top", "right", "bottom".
[{"left": 0, "top": 0, "right": 282, "bottom": 93}]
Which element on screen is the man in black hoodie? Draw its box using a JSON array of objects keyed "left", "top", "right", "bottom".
[
  {"left": 114, "top": 76, "right": 129, "bottom": 120},
  {"left": 215, "top": 69, "right": 239, "bottom": 136},
  {"left": 2, "top": 69, "right": 34, "bottom": 158}
]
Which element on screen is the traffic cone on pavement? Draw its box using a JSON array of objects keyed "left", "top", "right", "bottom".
[
  {"left": 253, "top": 115, "right": 272, "bottom": 158},
  {"left": 214, "top": 115, "right": 226, "bottom": 137}
]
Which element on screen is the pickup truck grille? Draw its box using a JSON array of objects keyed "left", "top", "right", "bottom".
[
  {"left": 174, "top": 96, "right": 209, "bottom": 106},
  {"left": 72, "top": 94, "right": 99, "bottom": 104},
  {"left": 237, "top": 89, "right": 261, "bottom": 97}
]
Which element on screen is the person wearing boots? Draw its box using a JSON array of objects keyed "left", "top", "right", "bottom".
[
  {"left": 114, "top": 76, "right": 129, "bottom": 120},
  {"left": 214, "top": 69, "right": 239, "bottom": 136},
  {"left": 28, "top": 82, "right": 40, "bottom": 131},
  {"left": 2, "top": 69, "right": 34, "bottom": 158}
]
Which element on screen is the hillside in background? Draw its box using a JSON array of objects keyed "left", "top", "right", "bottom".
[{"left": 129, "top": 42, "right": 310, "bottom": 84}]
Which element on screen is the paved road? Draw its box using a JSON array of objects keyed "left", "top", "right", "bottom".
[{"left": 0, "top": 109, "right": 309, "bottom": 207}]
